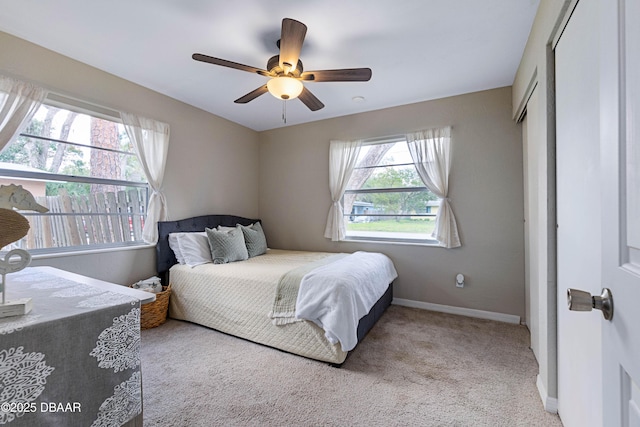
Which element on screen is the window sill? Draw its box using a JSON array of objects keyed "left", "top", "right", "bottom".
[
  {"left": 10, "top": 243, "right": 155, "bottom": 260},
  {"left": 342, "top": 237, "right": 442, "bottom": 247}
]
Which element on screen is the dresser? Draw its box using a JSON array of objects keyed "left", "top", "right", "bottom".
[{"left": 0, "top": 267, "right": 155, "bottom": 427}]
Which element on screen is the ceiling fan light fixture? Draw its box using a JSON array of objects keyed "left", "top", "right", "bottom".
[
  {"left": 193, "top": 18, "right": 370, "bottom": 112},
  {"left": 267, "top": 76, "right": 303, "bottom": 100}
]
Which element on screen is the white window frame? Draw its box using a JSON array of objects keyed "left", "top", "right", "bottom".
[
  {"left": 342, "top": 136, "right": 439, "bottom": 244},
  {"left": 0, "top": 93, "right": 149, "bottom": 255}
]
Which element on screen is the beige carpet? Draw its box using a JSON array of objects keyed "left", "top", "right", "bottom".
[{"left": 140, "top": 305, "right": 562, "bottom": 426}]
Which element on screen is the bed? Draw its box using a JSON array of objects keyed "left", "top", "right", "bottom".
[{"left": 156, "top": 214, "right": 396, "bottom": 364}]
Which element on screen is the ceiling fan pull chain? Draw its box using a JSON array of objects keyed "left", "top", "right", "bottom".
[{"left": 282, "top": 100, "right": 287, "bottom": 124}]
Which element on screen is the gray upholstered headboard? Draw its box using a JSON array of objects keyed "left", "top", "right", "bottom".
[{"left": 156, "top": 214, "right": 260, "bottom": 284}]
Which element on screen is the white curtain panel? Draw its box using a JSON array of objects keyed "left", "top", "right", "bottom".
[
  {"left": 406, "top": 127, "right": 461, "bottom": 248},
  {"left": 121, "top": 112, "right": 170, "bottom": 244},
  {"left": 0, "top": 75, "right": 47, "bottom": 151},
  {"left": 324, "top": 139, "right": 362, "bottom": 241}
]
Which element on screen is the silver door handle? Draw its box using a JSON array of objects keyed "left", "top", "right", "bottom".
[{"left": 567, "top": 288, "right": 613, "bottom": 320}]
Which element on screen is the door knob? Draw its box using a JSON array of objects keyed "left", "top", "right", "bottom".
[{"left": 567, "top": 288, "right": 613, "bottom": 320}]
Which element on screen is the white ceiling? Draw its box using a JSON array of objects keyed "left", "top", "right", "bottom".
[{"left": 0, "top": 0, "right": 539, "bottom": 131}]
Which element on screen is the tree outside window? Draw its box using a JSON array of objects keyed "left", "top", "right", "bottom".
[
  {"left": 0, "top": 101, "right": 148, "bottom": 253},
  {"left": 343, "top": 140, "right": 437, "bottom": 241}
]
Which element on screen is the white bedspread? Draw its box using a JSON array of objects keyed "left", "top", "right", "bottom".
[{"left": 295, "top": 251, "right": 398, "bottom": 351}]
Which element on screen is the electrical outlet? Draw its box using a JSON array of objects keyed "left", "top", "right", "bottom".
[{"left": 456, "top": 274, "right": 465, "bottom": 288}]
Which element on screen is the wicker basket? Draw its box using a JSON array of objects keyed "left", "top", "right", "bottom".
[{"left": 135, "top": 284, "right": 171, "bottom": 330}]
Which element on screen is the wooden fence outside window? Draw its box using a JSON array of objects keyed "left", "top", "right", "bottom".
[{"left": 13, "top": 188, "right": 147, "bottom": 251}]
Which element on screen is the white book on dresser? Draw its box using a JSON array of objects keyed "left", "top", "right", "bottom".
[{"left": 0, "top": 297, "right": 32, "bottom": 317}]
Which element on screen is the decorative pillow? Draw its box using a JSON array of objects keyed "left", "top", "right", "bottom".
[
  {"left": 240, "top": 222, "right": 267, "bottom": 258},
  {"left": 205, "top": 225, "right": 249, "bottom": 264}
]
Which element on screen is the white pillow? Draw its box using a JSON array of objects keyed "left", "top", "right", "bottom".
[
  {"left": 169, "top": 232, "right": 212, "bottom": 267},
  {"left": 168, "top": 233, "right": 185, "bottom": 264},
  {"left": 217, "top": 225, "right": 237, "bottom": 233}
]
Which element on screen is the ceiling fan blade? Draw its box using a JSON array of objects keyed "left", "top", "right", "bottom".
[
  {"left": 298, "top": 87, "right": 324, "bottom": 111},
  {"left": 192, "top": 53, "right": 271, "bottom": 77},
  {"left": 300, "top": 68, "right": 372, "bottom": 82},
  {"left": 234, "top": 85, "right": 269, "bottom": 104},
  {"left": 279, "top": 18, "right": 307, "bottom": 74}
]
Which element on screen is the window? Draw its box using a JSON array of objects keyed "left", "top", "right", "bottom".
[
  {"left": 343, "top": 138, "right": 438, "bottom": 242},
  {"left": 0, "top": 96, "right": 148, "bottom": 253}
]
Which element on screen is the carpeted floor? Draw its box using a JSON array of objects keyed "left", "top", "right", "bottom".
[{"left": 140, "top": 305, "right": 563, "bottom": 426}]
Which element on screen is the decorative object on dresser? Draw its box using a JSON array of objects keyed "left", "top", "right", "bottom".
[
  {"left": 157, "top": 214, "right": 397, "bottom": 365},
  {"left": 0, "top": 184, "right": 49, "bottom": 317}
]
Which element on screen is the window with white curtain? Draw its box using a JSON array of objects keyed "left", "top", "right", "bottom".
[
  {"left": 0, "top": 95, "right": 149, "bottom": 253},
  {"left": 343, "top": 137, "right": 438, "bottom": 242}
]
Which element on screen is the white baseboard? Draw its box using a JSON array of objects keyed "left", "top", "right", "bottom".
[
  {"left": 392, "top": 298, "right": 521, "bottom": 324},
  {"left": 536, "top": 375, "right": 558, "bottom": 414}
]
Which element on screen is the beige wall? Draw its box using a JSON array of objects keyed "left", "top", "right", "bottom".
[
  {"left": 0, "top": 31, "right": 260, "bottom": 285},
  {"left": 259, "top": 87, "right": 525, "bottom": 317},
  {"left": 1, "top": 31, "right": 525, "bottom": 319}
]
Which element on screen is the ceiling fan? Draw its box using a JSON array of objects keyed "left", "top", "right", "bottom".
[{"left": 192, "top": 18, "right": 372, "bottom": 112}]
